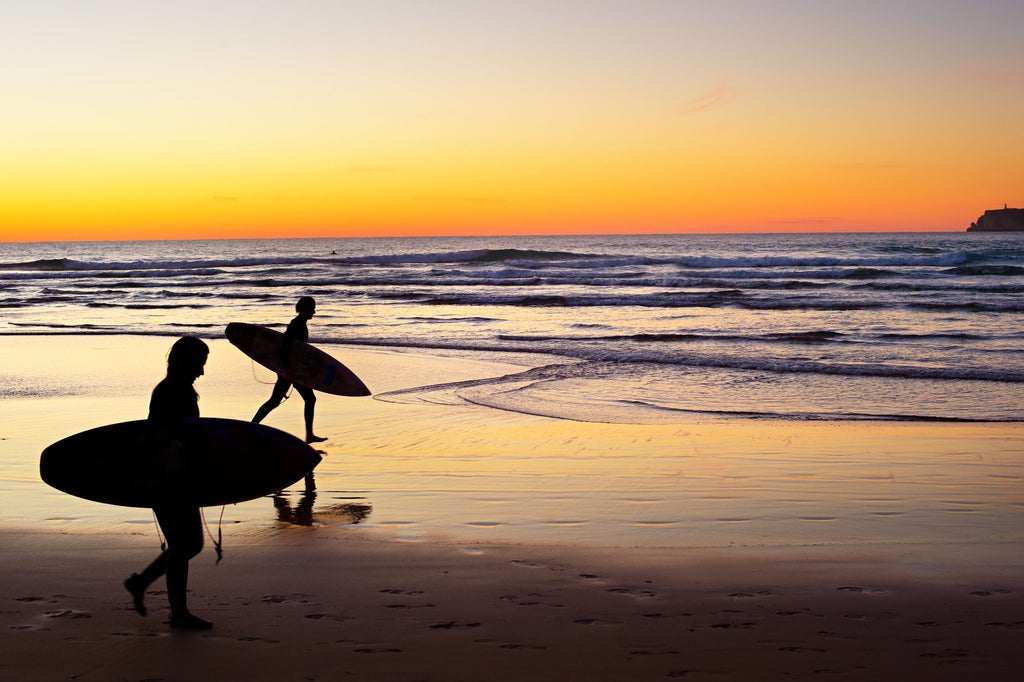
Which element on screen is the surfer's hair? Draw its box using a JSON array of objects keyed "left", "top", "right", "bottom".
[
  {"left": 167, "top": 336, "right": 209, "bottom": 370},
  {"left": 296, "top": 296, "right": 316, "bottom": 314}
]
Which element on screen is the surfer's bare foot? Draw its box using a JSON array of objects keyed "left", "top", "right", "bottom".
[
  {"left": 306, "top": 434, "right": 327, "bottom": 443},
  {"left": 169, "top": 613, "right": 213, "bottom": 630},
  {"left": 124, "top": 574, "right": 147, "bottom": 616}
]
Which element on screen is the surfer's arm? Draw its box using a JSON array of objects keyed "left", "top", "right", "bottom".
[
  {"left": 279, "top": 333, "right": 297, "bottom": 368},
  {"left": 279, "top": 317, "right": 305, "bottom": 368}
]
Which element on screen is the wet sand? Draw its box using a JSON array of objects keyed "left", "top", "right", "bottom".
[
  {"left": 2, "top": 335, "right": 1023, "bottom": 680},
  {"left": 3, "top": 529, "right": 1023, "bottom": 681}
]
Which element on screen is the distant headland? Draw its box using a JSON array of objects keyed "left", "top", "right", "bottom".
[{"left": 967, "top": 206, "right": 1024, "bottom": 231}]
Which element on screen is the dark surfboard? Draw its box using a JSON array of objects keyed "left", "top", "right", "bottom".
[
  {"left": 40, "top": 418, "right": 322, "bottom": 508},
  {"left": 226, "top": 322, "right": 371, "bottom": 397}
]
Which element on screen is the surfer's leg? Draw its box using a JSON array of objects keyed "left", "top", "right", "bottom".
[
  {"left": 155, "top": 505, "right": 209, "bottom": 627},
  {"left": 124, "top": 572, "right": 150, "bottom": 616},
  {"left": 252, "top": 377, "right": 291, "bottom": 423},
  {"left": 296, "top": 386, "right": 326, "bottom": 443},
  {"left": 127, "top": 523, "right": 175, "bottom": 615}
]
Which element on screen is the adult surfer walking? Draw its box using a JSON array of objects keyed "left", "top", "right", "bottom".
[
  {"left": 251, "top": 296, "right": 328, "bottom": 444},
  {"left": 124, "top": 336, "right": 213, "bottom": 629}
]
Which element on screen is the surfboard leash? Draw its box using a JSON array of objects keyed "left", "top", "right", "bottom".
[
  {"left": 250, "top": 359, "right": 293, "bottom": 399},
  {"left": 150, "top": 509, "right": 221, "bottom": 562},
  {"left": 152, "top": 511, "right": 166, "bottom": 552},
  {"left": 250, "top": 359, "right": 289, "bottom": 393},
  {"left": 200, "top": 507, "right": 225, "bottom": 565}
]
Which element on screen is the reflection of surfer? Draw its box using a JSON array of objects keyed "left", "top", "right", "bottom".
[
  {"left": 252, "top": 297, "right": 328, "bottom": 444},
  {"left": 124, "top": 336, "right": 213, "bottom": 629},
  {"left": 273, "top": 473, "right": 317, "bottom": 525},
  {"left": 272, "top": 474, "right": 374, "bottom": 527}
]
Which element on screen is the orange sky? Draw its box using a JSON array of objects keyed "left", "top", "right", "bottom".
[{"left": 2, "top": 2, "right": 1022, "bottom": 241}]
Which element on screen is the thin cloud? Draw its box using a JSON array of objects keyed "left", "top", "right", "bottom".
[
  {"left": 210, "top": 195, "right": 238, "bottom": 203},
  {"left": 678, "top": 86, "right": 741, "bottom": 115},
  {"left": 957, "top": 65, "right": 1024, "bottom": 88}
]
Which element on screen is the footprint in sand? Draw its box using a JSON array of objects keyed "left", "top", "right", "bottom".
[
  {"left": 497, "top": 642, "right": 547, "bottom": 651},
  {"left": 510, "top": 559, "right": 567, "bottom": 573},
  {"left": 429, "top": 621, "right": 481, "bottom": 630},
  {"left": 510, "top": 560, "right": 540, "bottom": 568},
  {"left": 728, "top": 591, "right": 774, "bottom": 599},
  {"left": 261, "top": 594, "right": 313, "bottom": 605},
  {"left": 44, "top": 609, "right": 92, "bottom": 619},
  {"left": 574, "top": 618, "right": 623, "bottom": 626},
  {"left": 379, "top": 588, "right": 424, "bottom": 596},
  {"left": 836, "top": 586, "right": 886, "bottom": 594},
  {"left": 10, "top": 624, "right": 50, "bottom": 631},
  {"left": 305, "top": 613, "right": 349, "bottom": 622},
  {"left": 985, "top": 621, "right": 1024, "bottom": 630},
  {"left": 607, "top": 587, "right": 657, "bottom": 599},
  {"left": 498, "top": 593, "right": 565, "bottom": 608}
]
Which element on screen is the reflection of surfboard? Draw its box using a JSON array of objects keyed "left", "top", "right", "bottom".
[
  {"left": 225, "top": 322, "right": 371, "bottom": 397},
  {"left": 40, "top": 418, "right": 322, "bottom": 508}
]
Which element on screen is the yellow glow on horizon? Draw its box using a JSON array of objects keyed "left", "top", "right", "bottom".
[{"left": 2, "top": 134, "right": 1015, "bottom": 242}]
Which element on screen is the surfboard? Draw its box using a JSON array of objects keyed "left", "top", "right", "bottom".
[
  {"left": 225, "top": 322, "right": 371, "bottom": 397},
  {"left": 40, "top": 418, "right": 322, "bottom": 508}
]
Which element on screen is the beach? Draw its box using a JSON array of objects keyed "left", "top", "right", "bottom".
[
  {"left": 2, "top": 335, "right": 1023, "bottom": 680},
  {"left": 4, "top": 529, "right": 1024, "bottom": 681}
]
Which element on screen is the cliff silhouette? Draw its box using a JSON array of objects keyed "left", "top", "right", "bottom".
[{"left": 968, "top": 207, "right": 1024, "bottom": 231}]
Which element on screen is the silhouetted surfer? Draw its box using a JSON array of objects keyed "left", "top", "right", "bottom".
[
  {"left": 252, "top": 296, "right": 328, "bottom": 443},
  {"left": 124, "top": 336, "right": 213, "bottom": 629}
]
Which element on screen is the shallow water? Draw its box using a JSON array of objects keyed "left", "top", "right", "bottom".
[{"left": 3, "top": 336, "right": 1021, "bottom": 553}]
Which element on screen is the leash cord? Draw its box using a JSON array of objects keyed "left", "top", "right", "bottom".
[
  {"left": 251, "top": 360, "right": 292, "bottom": 399},
  {"left": 200, "top": 507, "right": 225, "bottom": 565},
  {"left": 152, "top": 511, "right": 166, "bottom": 552}
]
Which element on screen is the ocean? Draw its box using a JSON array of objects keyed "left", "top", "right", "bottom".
[
  {"left": 3, "top": 232, "right": 1021, "bottom": 423},
  {"left": 3, "top": 231, "right": 1024, "bottom": 549}
]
